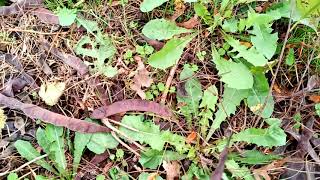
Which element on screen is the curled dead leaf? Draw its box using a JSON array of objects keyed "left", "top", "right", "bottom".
[
  {"left": 41, "top": 40, "right": 89, "bottom": 76},
  {"left": 0, "top": 93, "right": 110, "bottom": 133},
  {"left": 91, "top": 99, "right": 173, "bottom": 119},
  {"left": 0, "top": 0, "right": 43, "bottom": 15},
  {"left": 131, "top": 56, "right": 153, "bottom": 99},
  {"left": 32, "top": 8, "right": 59, "bottom": 24},
  {"left": 309, "top": 95, "right": 320, "bottom": 103},
  {"left": 177, "top": 16, "right": 200, "bottom": 29}
]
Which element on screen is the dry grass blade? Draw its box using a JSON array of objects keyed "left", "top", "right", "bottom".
[{"left": 0, "top": 93, "right": 111, "bottom": 133}]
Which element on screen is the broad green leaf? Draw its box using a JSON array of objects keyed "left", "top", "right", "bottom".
[
  {"left": 86, "top": 132, "right": 119, "bottom": 154},
  {"left": 247, "top": 73, "right": 274, "bottom": 118},
  {"left": 267, "top": 1, "right": 318, "bottom": 31},
  {"left": 56, "top": 7, "right": 77, "bottom": 26},
  {"left": 213, "top": 48, "right": 253, "bottom": 89},
  {"left": 45, "top": 124, "right": 66, "bottom": 173},
  {"left": 142, "top": 18, "right": 192, "bottom": 40},
  {"left": 194, "top": 3, "right": 214, "bottom": 25},
  {"left": 73, "top": 132, "right": 92, "bottom": 172},
  {"left": 200, "top": 85, "right": 218, "bottom": 111},
  {"left": 14, "top": 140, "right": 55, "bottom": 173},
  {"left": 246, "top": 10, "right": 280, "bottom": 29},
  {"left": 297, "top": 0, "right": 320, "bottom": 17},
  {"left": 138, "top": 172, "right": 164, "bottom": 180},
  {"left": 120, "top": 115, "right": 164, "bottom": 150},
  {"left": 139, "top": 149, "right": 186, "bottom": 169},
  {"left": 224, "top": 35, "right": 268, "bottom": 66},
  {"left": 249, "top": 24, "right": 278, "bottom": 59},
  {"left": 206, "top": 86, "right": 249, "bottom": 141},
  {"left": 35, "top": 175, "right": 52, "bottom": 180},
  {"left": 232, "top": 118, "right": 286, "bottom": 147},
  {"left": 177, "top": 64, "right": 203, "bottom": 122},
  {"left": 38, "top": 82, "right": 66, "bottom": 106},
  {"left": 96, "top": 174, "right": 105, "bottom": 180},
  {"left": 225, "top": 160, "right": 254, "bottom": 180},
  {"left": 7, "top": 173, "right": 18, "bottom": 180},
  {"left": 36, "top": 128, "right": 51, "bottom": 154},
  {"left": 140, "top": 0, "right": 168, "bottom": 12},
  {"left": 285, "top": 48, "right": 295, "bottom": 65},
  {"left": 230, "top": 150, "right": 281, "bottom": 165},
  {"left": 148, "top": 35, "right": 195, "bottom": 69}
]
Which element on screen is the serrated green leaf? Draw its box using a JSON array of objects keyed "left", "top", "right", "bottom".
[
  {"left": 206, "top": 86, "right": 249, "bottom": 141},
  {"left": 140, "top": 0, "right": 168, "bottom": 12},
  {"left": 181, "top": 163, "right": 210, "bottom": 180},
  {"left": 148, "top": 35, "right": 194, "bottom": 69},
  {"left": 86, "top": 132, "right": 119, "bottom": 154},
  {"left": 194, "top": 3, "right": 214, "bottom": 25},
  {"left": 231, "top": 150, "right": 281, "bottom": 165},
  {"left": 120, "top": 115, "right": 164, "bottom": 150},
  {"left": 76, "top": 18, "right": 100, "bottom": 34},
  {"left": 246, "top": 10, "right": 280, "bottom": 29},
  {"left": 225, "top": 160, "right": 254, "bottom": 180},
  {"left": 224, "top": 35, "right": 268, "bottom": 66},
  {"left": 285, "top": 48, "right": 295, "bottom": 65},
  {"left": 222, "top": 19, "right": 238, "bottom": 33},
  {"left": 142, "top": 18, "right": 192, "bottom": 40},
  {"left": 73, "top": 132, "right": 92, "bottom": 172},
  {"left": 56, "top": 7, "right": 77, "bottom": 26},
  {"left": 139, "top": 149, "right": 186, "bottom": 169},
  {"left": 14, "top": 140, "right": 56, "bottom": 173},
  {"left": 213, "top": 48, "right": 253, "bottom": 89},
  {"left": 119, "top": 116, "right": 186, "bottom": 152},
  {"left": 177, "top": 64, "right": 203, "bottom": 121},
  {"left": 232, "top": 118, "right": 286, "bottom": 147},
  {"left": 45, "top": 124, "right": 66, "bottom": 173},
  {"left": 250, "top": 24, "right": 278, "bottom": 59},
  {"left": 200, "top": 85, "right": 218, "bottom": 111},
  {"left": 247, "top": 73, "right": 274, "bottom": 118}
]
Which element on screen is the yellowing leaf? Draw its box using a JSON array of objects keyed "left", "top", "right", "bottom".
[
  {"left": 39, "top": 82, "right": 66, "bottom": 106},
  {"left": 0, "top": 108, "right": 6, "bottom": 129}
]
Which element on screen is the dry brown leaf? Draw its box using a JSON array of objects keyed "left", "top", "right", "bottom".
[
  {"left": 42, "top": 40, "right": 89, "bottom": 76},
  {"left": 177, "top": 16, "right": 200, "bottom": 29},
  {"left": 14, "top": 116, "right": 25, "bottom": 135},
  {"left": 253, "top": 158, "right": 288, "bottom": 180},
  {"left": 186, "top": 131, "right": 197, "bottom": 143},
  {"left": 131, "top": 56, "right": 153, "bottom": 99},
  {"left": 171, "top": 0, "right": 186, "bottom": 21},
  {"left": 0, "top": 93, "right": 111, "bottom": 133},
  {"left": 91, "top": 99, "right": 173, "bottom": 119},
  {"left": 0, "top": 0, "right": 42, "bottom": 15},
  {"left": 240, "top": 41, "right": 252, "bottom": 48},
  {"left": 32, "top": 8, "right": 59, "bottom": 24},
  {"left": 309, "top": 95, "right": 320, "bottom": 103},
  {"left": 163, "top": 161, "right": 180, "bottom": 180}
]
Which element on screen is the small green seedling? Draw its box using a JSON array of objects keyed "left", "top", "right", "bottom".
[
  {"left": 135, "top": 44, "right": 154, "bottom": 58},
  {"left": 196, "top": 51, "right": 207, "bottom": 61}
]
